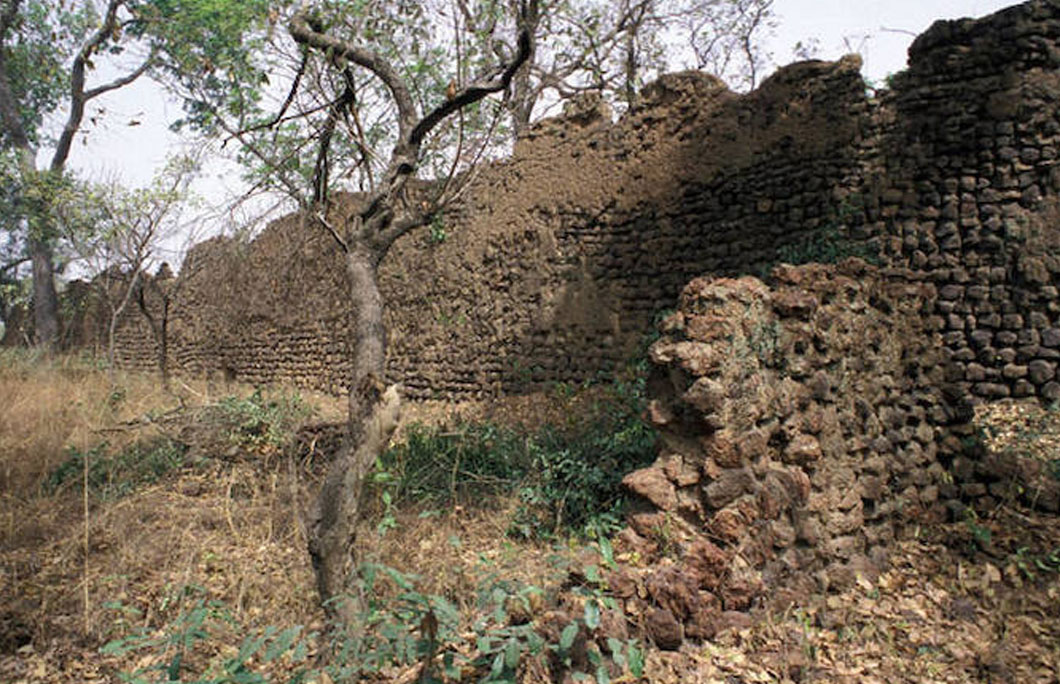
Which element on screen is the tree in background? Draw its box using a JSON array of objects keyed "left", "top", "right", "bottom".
[
  {"left": 458, "top": 0, "right": 775, "bottom": 136},
  {"left": 65, "top": 155, "right": 199, "bottom": 383},
  {"left": 0, "top": 0, "right": 156, "bottom": 349}
]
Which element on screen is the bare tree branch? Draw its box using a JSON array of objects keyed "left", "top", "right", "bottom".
[
  {"left": 408, "top": 24, "right": 531, "bottom": 150},
  {"left": 0, "top": 255, "right": 29, "bottom": 276},
  {"left": 289, "top": 9, "right": 419, "bottom": 141},
  {"left": 83, "top": 53, "right": 153, "bottom": 101},
  {"left": 50, "top": 0, "right": 126, "bottom": 172},
  {"left": 231, "top": 47, "right": 311, "bottom": 140}
]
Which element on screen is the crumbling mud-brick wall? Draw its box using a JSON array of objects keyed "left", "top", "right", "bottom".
[
  {"left": 611, "top": 260, "right": 971, "bottom": 648},
  {"left": 92, "top": 54, "right": 873, "bottom": 397},
  {"left": 73, "top": 1, "right": 1060, "bottom": 406}
]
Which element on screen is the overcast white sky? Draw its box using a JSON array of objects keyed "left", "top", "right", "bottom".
[{"left": 57, "top": 0, "right": 1017, "bottom": 254}]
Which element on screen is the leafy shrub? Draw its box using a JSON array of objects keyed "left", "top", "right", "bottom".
[
  {"left": 105, "top": 561, "right": 645, "bottom": 684},
  {"left": 102, "top": 585, "right": 312, "bottom": 684},
  {"left": 213, "top": 389, "right": 312, "bottom": 452},
  {"left": 377, "top": 375, "right": 656, "bottom": 539},
  {"left": 45, "top": 437, "right": 189, "bottom": 500}
]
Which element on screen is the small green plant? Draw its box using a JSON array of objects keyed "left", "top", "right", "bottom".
[
  {"left": 766, "top": 193, "right": 879, "bottom": 273},
  {"left": 215, "top": 389, "right": 311, "bottom": 452},
  {"left": 1010, "top": 546, "right": 1060, "bottom": 581},
  {"left": 102, "top": 585, "right": 312, "bottom": 684},
  {"left": 961, "top": 509, "right": 993, "bottom": 552},
  {"left": 427, "top": 213, "right": 447, "bottom": 244},
  {"left": 774, "top": 224, "right": 878, "bottom": 268},
  {"left": 45, "top": 438, "right": 189, "bottom": 500}
]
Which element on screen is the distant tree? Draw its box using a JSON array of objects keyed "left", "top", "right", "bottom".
[
  {"left": 0, "top": 0, "right": 158, "bottom": 349},
  {"left": 0, "top": 0, "right": 269, "bottom": 350},
  {"left": 460, "top": 0, "right": 776, "bottom": 137},
  {"left": 65, "top": 156, "right": 198, "bottom": 383}
]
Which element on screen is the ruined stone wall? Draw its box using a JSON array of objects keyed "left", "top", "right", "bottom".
[
  {"left": 99, "top": 57, "right": 874, "bottom": 396},
  {"left": 89, "top": 1, "right": 1060, "bottom": 405},
  {"left": 874, "top": 0, "right": 1060, "bottom": 403},
  {"left": 614, "top": 261, "right": 961, "bottom": 645}
]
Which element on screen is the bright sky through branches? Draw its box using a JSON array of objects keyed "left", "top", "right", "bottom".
[{"left": 64, "top": 0, "right": 1017, "bottom": 237}]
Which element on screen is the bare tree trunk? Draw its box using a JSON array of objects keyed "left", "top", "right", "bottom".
[
  {"left": 308, "top": 243, "right": 401, "bottom": 626},
  {"left": 106, "top": 270, "right": 140, "bottom": 383},
  {"left": 507, "top": 0, "right": 538, "bottom": 139},
  {"left": 29, "top": 236, "right": 60, "bottom": 350},
  {"left": 137, "top": 282, "right": 172, "bottom": 390},
  {"left": 158, "top": 303, "right": 170, "bottom": 391}
]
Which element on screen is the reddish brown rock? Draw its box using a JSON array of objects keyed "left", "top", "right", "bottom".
[
  {"left": 783, "top": 433, "right": 822, "bottom": 466},
  {"left": 682, "top": 377, "right": 727, "bottom": 414},
  {"left": 683, "top": 593, "right": 723, "bottom": 640},
  {"left": 682, "top": 539, "right": 730, "bottom": 591},
  {"left": 645, "top": 608, "right": 683, "bottom": 651},
  {"left": 709, "top": 508, "right": 748, "bottom": 544},
  {"left": 645, "top": 566, "right": 699, "bottom": 619},
  {"left": 773, "top": 290, "right": 817, "bottom": 319},
  {"left": 622, "top": 467, "right": 677, "bottom": 511},
  {"left": 703, "top": 469, "right": 754, "bottom": 509}
]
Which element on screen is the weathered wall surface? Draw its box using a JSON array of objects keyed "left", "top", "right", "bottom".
[
  {"left": 876, "top": 0, "right": 1060, "bottom": 403},
  {"left": 51, "top": 1, "right": 1060, "bottom": 406},
  {"left": 611, "top": 261, "right": 965, "bottom": 646}
]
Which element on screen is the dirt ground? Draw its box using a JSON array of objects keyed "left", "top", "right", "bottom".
[{"left": 1, "top": 360, "right": 1058, "bottom": 682}]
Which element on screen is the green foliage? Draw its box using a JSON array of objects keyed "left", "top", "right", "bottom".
[
  {"left": 773, "top": 224, "right": 878, "bottom": 269},
  {"left": 0, "top": 0, "right": 96, "bottom": 146},
  {"left": 133, "top": 0, "right": 280, "bottom": 133},
  {"left": 214, "top": 388, "right": 312, "bottom": 452},
  {"left": 102, "top": 585, "right": 313, "bottom": 684},
  {"left": 765, "top": 194, "right": 879, "bottom": 275},
  {"left": 1010, "top": 546, "right": 1060, "bottom": 581},
  {"left": 105, "top": 562, "right": 645, "bottom": 683},
  {"left": 44, "top": 437, "right": 189, "bottom": 500},
  {"left": 377, "top": 374, "right": 656, "bottom": 539},
  {"left": 427, "top": 213, "right": 447, "bottom": 244}
]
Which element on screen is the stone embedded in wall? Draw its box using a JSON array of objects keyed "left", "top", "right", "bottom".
[
  {"left": 65, "top": 0, "right": 1060, "bottom": 412},
  {"left": 613, "top": 259, "right": 968, "bottom": 649}
]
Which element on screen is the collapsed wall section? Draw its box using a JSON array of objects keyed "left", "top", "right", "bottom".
[{"left": 611, "top": 261, "right": 970, "bottom": 648}]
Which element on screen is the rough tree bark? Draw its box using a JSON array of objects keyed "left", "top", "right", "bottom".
[
  {"left": 288, "top": 3, "right": 535, "bottom": 627},
  {"left": 28, "top": 237, "right": 60, "bottom": 347}
]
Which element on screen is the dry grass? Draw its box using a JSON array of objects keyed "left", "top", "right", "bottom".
[
  {"left": 6, "top": 355, "right": 1058, "bottom": 683},
  {"left": 0, "top": 354, "right": 572, "bottom": 682}
]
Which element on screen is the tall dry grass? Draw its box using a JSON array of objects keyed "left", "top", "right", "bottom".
[
  {"left": 0, "top": 352, "right": 569, "bottom": 681},
  {"left": 0, "top": 350, "right": 177, "bottom": 547}
]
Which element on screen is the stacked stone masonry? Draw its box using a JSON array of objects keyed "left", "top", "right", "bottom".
[
  {"left": 53, "top": 1, "right": 1060, "bottom": 408},
  {"left": 613, "top": 261, "right": 966, "bottom": 646}
]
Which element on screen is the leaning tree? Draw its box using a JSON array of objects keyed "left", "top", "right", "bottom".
[
  {"left": 142, "top": 0, "right": 537, "bottom": 624},
  {"left": 286, "top": 1, "right": 534, "bottom": 624}
]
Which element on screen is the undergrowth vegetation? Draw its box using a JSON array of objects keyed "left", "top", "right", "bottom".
[
  {"left": 45, "top": 438, "right": 190, "bottom": 501},
  {"left": 375, "top": 373, "right": 656, "bottom": 539},
  {"left": 1, "top": 352, "right": 656, "bottom": 682},
  {"left": 102, "top": 542, "right": 644, "bottom": 684}
]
